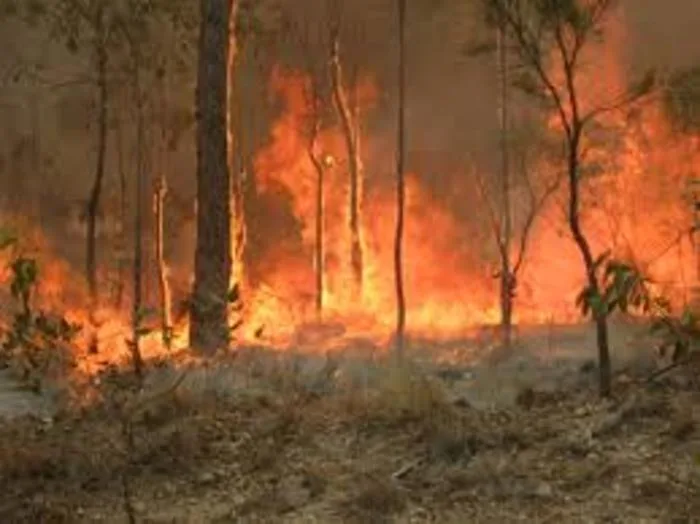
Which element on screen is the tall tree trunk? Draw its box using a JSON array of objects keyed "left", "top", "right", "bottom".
[
  {"left": 130, "top": 41, "right": 145, "bottom": 380},
  {"left": 131, "top": 43, "right": 146, "bottom": 378},
  {"left": 155, "top": 62, "right": 173, "bottom": 349},
  {"left": 85, "top": 4, "right": 108, "bottom": 355},
  {"left": 307, "top": 86, "right": 325, "bottom": 318},
  {"left": 567, "top": 130, "right": 611, "bottom": 397},
  {"left": 496, "top": 22, "right": 514, "bottom": 349},
  {"left": 227, "top": 1, "right": 245, "bottom": 308},
  {"left": 29, "top": 93, "right": 41, "bottom": 220},
  {"left": 394, "top": 0, "right": 407, "bottom": 359},
  {"left": 190, "top": 0, "right": 233, "bottom": 354},
  {"left": 154, "top": 173, "right": 173, "bottom": 349},
  {"left": 329, "top": 29, "right": 364, "bottom": 298},
  {"left": 115, "top": 111, "right": 127, "bottom": 310}
]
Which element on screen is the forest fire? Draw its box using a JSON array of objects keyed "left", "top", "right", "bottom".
[
  {"left": 0, "top": 7, "right": 696, "bottom": 375},
  {"left": 229, "top": 21, "right": 696, "bottom": 352},
  {"left": 5, "top": 3, "right": 700, "bottom": 522}
]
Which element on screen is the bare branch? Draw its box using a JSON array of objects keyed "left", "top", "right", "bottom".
[
  {"left": 495, "top": 2, "right": 574, "bottom": 140},
  {"left": 581, "top": 71, "right": 657, "bottom": 126},
  {"left": 473, "top": 168, "right": 506, "bottom": 257},
  {"left": 512, "top": 160, "right": 565, "bottom": 275}
]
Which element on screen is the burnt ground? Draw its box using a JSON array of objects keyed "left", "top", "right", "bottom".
[{"left": 1, "top": 319, "right": 700, "bottom": 523}]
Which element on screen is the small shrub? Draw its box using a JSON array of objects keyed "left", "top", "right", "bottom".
[
  {"left": 0, "top": 248, "right": 81, "bottom": 391},
  {"left": 577, "top": 254, "right": 700, "bottom": 371}
]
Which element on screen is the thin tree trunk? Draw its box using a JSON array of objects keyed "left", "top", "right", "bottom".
[
  {"left": 567, "top": 130, "right": 611, "bottom": 397},
  {"left": 394, "top": 0, "right": 407, "bottom": 359},
  {"left": 115, "top": 111, "right": 127, "bottom": 310},
  {"left": 190, "top": 0, "right": 233, "bottom": 354},
  {"left": 85, "top": 5, "right": 108, "bottom": 355},
  {"left": 130, "top": 41, "right": 145, "bottom": 380},
  {"left": 227, "top": 1, "right": 245, "bottom": 305},
  {"left": 154, "top": 173, "right": 173, "bottom": 348},
  {"left": 329, "top": 29, "right": 364, "bottom": 297},
  {"left": 154, "top": 61, "right": 173, "bottom": 349},
  {"left": 307, "top": 85, "right": 325, "bottom": 318},
  {"left": 496, "top": 22, "right": 514, "bottom": 349},
  {"left": 29, "top": 93, "right": 41, "bottom": 220}
]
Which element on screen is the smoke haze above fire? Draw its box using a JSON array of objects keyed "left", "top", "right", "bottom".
[{"left": 0, "top": 0, "right": 698, "bottom": 198}]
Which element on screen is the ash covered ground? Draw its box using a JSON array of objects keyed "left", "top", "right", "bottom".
[{"left": 2, "top": 319, "right": 699, "bottom": 522}]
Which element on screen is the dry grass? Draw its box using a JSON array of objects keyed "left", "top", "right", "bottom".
[{"left": 1, "top": 350, "right": 700, "bottom": 522}]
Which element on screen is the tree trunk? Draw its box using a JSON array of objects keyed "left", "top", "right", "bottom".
[
  {"left": 115, "top": 110, "right": 127, "bottom": 311},
  {"left": 130, "top": 40, "right": 145, "bottom": 380},
  {"left": 227, "top": 1, "right": 245, "bottom": 310},
  {"left": 307, "top": 91, "right": 325, "bottom": 318},
  {"left": 496, "top": 22, "right": 514, "bottom": 349},
  {"left": 329, "top": 30, "right": 364, "bottom": 298},
  {"left": 154, "top": 173, "right": 173, "bottom": 349},
  {"left": 85, "top": 5, "right": 108, "bottom": 354},
  {"left": 190, "top": 0, "right": 233, "bottom": 354},
  {"left": 155, "top": 60, "right": 173, "bottom": 349},
  {"left": 567, "top": 131, "right": 611, "bottom": 397},
  {"left": 394, "top": 0, "right": 407, "bottom": 359}
]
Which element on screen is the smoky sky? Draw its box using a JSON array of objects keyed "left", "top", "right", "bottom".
[{"left": 2, "top": 0, "right": 700, "bottom": 204}]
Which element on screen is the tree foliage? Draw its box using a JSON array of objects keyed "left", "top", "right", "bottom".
[{"left": 0, "top": 237, "right": 80, "bottom": 391}]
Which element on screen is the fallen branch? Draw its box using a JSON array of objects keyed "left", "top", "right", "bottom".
[
  {"left": 391, "top": 456, "right": 424, "bottom": 481},
  {"left": 646, "top": 354, "right": 696, "bottom": 384}
]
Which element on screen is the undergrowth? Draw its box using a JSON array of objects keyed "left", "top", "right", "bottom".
[{"left": 0, "top": 234, "right": 80, "bottom": 391}]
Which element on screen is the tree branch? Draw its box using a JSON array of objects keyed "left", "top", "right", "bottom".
[
  {"left": 512, "top": 157, "right": 565, "bottom": 276},
  {"left": 474, "top": 168, "right": 506, "bottom": 257},
  {"left": 496, "top": 2, "right": 574, "bottom": 141}
]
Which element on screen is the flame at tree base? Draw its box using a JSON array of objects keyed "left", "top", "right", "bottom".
[{"left": 1, "top": 19, "right": 698, "bottom": 377}]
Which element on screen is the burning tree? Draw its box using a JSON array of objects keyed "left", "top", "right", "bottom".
[
  {"left": 469, "top": 17, "right": 563, "bottom": 353},
  {"left": 21, "top": 0, "right": 113, "bottom": 353},
  {"left": 289, "top": 18, "right": 330, "bottom": 318},
  {"left": 395, "top": 0, "right": 407, "bottom": 358},
  {"left": 189, "top": 0, "right": 235, "bottom": 354},
  {"left": 484, "top": 0, "right": 655, "bottom": 396},
  {"left": 327, "top": 4, "right": 365, "bottom": 300}
]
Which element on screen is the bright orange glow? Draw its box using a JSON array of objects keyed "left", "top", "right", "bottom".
[{"left": 2, "top": 11, "right": 696, "bottom": 377}]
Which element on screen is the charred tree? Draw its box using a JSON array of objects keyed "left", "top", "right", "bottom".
[
  {"left": 329, "top": 25, "right": 364, "bottom": 298},
  {"left": 394, "top": 0, "right": 407, "bottom": 359},
  {"left": 85, "top": 1, "right": 108, "bottom": 354},
  {"left": 190, "top": 0, "right": 234, "bottom": 354}
]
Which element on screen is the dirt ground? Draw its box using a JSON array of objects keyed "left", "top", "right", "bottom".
[{"left": 1, "top": 321, "right": 699, "bottom": 523}]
